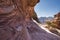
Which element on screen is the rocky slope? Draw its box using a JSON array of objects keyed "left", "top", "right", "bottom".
[{"left": 0, "top": 0, "right": 60, "bottom": 40}]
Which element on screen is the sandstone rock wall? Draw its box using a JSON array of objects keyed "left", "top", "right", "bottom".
[
  {"left": 53, "top": 12, "right": 60, "bottom": 29},
  {"left": 0, "top": 0, "right": 60, "bottom": 40}
]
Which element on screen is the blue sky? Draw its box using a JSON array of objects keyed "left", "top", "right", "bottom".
[{"left": 34, "top": 0, "right": 60, "bottom": 17}]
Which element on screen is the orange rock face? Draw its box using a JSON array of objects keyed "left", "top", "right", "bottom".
[
  {"left": 0, "top": 0, "right": 60, "bottom": 40},
  {"left": 54, "top": 12, "right": 60, "bottom": 29}
]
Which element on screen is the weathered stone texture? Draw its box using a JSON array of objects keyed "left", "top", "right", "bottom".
[
  {"left": 0, "top": 0, "right": 60, "bottom": 40},
  {"left": 53, "top": 12, "right": 60, "bottom": 29}
]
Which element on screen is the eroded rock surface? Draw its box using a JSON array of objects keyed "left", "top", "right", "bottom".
[
  {"left": 0, "top": 0, "right": 60, "bottom": 40},
  {"left": 53, "top": 12, "right": 60, "bottom": 29}
]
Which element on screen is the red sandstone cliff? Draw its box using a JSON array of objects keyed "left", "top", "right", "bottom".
[{"left": 0, "top": 0, "right": 60, "bottom": 40}]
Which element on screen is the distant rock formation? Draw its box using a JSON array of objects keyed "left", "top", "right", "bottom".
[
  {"left": 39, "top": 17, "right": 54, "bottom": 24},
  {"left": 45, "top": 12, "right": 60, "bottom": 36},
  {"left": 53, "top": 12, "right": 60, "bottom": 29},
  {"left": 0, "top": 0, "right": 60, "bottom": 40}
]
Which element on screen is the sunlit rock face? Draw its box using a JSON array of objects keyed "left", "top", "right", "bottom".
[
  {"left": 53, "top": 12, "right": 60, "bottom": 29},
  {"left": 0, "top": 0, "right": 60, "bottom": 40}
]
